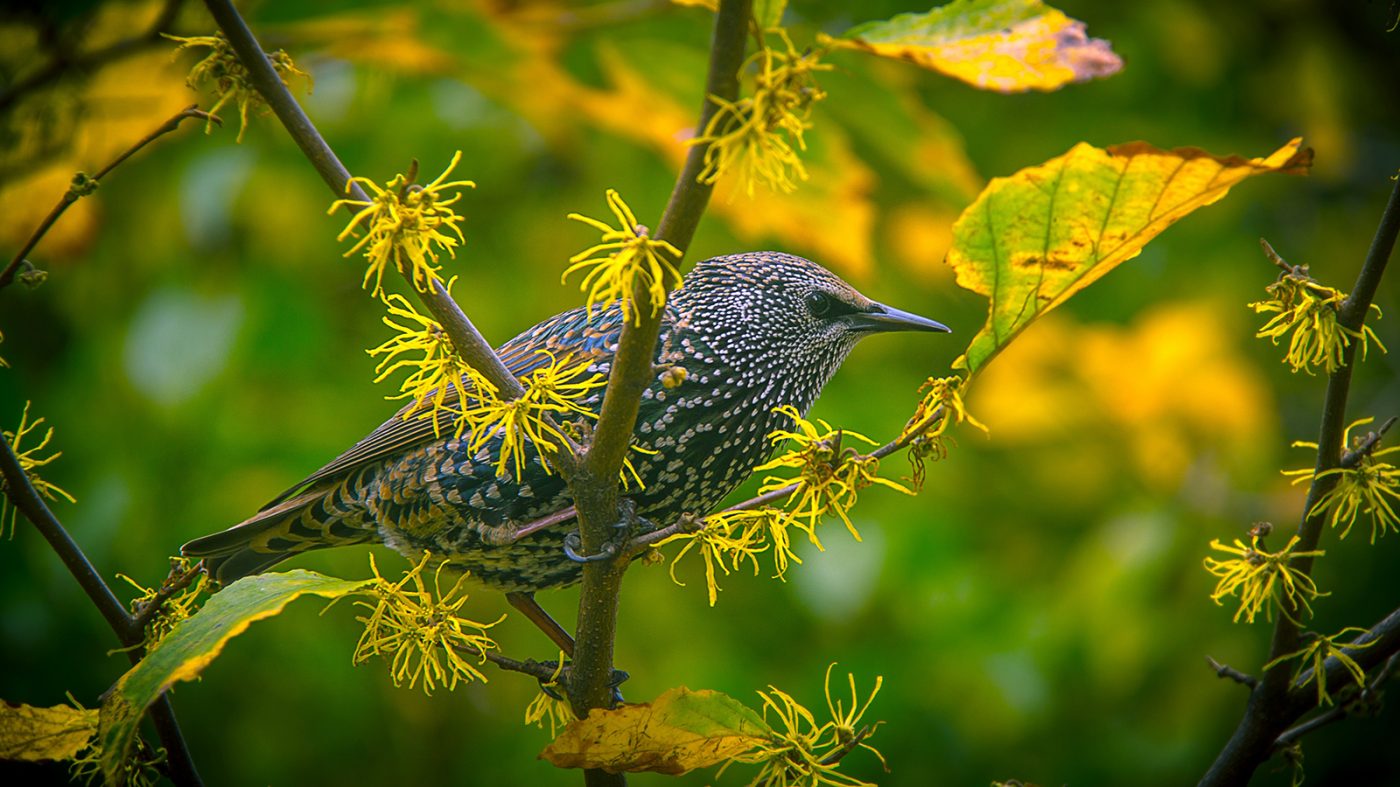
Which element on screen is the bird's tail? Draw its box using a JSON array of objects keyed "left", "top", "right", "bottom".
[{"left": 182, "top": 474, "right": 377, "bottom": 585}]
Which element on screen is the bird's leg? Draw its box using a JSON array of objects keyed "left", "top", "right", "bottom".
[
  {"left": 481, "top": 507, "right": 578, "bottom": 545},
  {"left": 562, "top": 498, "right": 655, "bottom": 563},
  {"left": 506, "top": 591, "right": 575, "bottom": 657}
]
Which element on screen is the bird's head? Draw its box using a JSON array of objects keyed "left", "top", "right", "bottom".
[{"left": 671, "top": 252, "right": 949, "bottom": 408}]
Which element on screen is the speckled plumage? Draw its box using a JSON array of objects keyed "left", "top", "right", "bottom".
[{"left": 182, "top": 252, "right": 948, "bottom": 591}]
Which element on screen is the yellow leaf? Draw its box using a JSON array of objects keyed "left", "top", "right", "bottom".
[
  {"left": 98, "top": 570, "right": 371, "bottom": 783},
  {"left": 949, "top": 138, "right": 1313, "bottom": 373},
  {"left": 269, "top": 8, "right": 459, "bottom": 75},
  {"left": 541, "top": 687, "right": 771, "bottom": 775},
  {"left": 830, "top": 0, "right": 1122, "bottom": 93},
  {"left": 670, "top": 0, "right": 718, "bottom": 9},
  {"left": 0, "top": 701, "right": 97, "bottom": 762}
]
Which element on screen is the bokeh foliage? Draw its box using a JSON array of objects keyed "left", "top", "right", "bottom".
[{"left": 2, "top": 0, "right": 1398, "bottom": 784}]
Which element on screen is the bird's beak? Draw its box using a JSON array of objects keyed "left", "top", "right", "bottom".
[{"left": 849, "top": 301, "right": 951, "bottom": 334}]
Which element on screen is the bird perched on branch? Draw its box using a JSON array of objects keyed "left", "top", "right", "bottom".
[{"left": 182, "top": 252, "right": 948, "bottom": 594}]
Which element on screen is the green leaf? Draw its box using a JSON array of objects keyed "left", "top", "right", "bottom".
[
  {"left": 948, "top": 138, "right": 1313, "bottom": 374},
  {"left": 830, "top": 0, "right": 1122, "bottom": 93},
  {"left": 97, "top": 570, "right": 371, "bottom": 783},
  {"left": 0, "top": 701, "right": 97, "bottom": 762},
  {"left": 754, "top": 0, "right": 787, "bottom": 29},
  {"left": 541, "top": 687, "right": 771, "bottom": 775}
]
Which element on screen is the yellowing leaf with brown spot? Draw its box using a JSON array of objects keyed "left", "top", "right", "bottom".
[
  {"left": 0, "top": 701, "right": 97, "bottom": 762},
  {"left": 541, "top": 687, "right": 770, "bottom": 775},
  {"left": 948, "top": 139, "right": 1312, "bottom": 374},
  {"left": 830, "top": 0, "right": 1122, "bottom": 93},
  {"left": 98, "top": 571, "right": 371, "bottom": 784}
]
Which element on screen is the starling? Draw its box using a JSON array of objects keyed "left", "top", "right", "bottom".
[{"left": 182, "top": 252, "right": 948, "bottom": 592}]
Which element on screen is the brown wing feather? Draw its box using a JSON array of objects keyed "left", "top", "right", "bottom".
[{"left": 263, "top": 305, "right": 618, "bottom": 507}]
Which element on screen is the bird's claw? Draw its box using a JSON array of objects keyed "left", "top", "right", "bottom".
[
  {"left": 563, "top": 532, "right": 617, "bottom": 563},
  {"left": 562, "top": 499, "right": 654, "bottom": 563},
  {"left": 536, "top": 660, "right": 630, "bottom": 704}
]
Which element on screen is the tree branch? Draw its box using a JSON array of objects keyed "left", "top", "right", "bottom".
[
  {"left": 1, "top": 432, "right": 203, "bottom": 785},
  {"left": 1200, "top": 174, "right": 1400, "bottom": 787},
  {"left": 0, "top": 106, "right": 216, "bottom": 290},
  {"left": 199, "top": 0, "right": 525, "bottom": 402},
  {"left": 1285, "top": 606, "right": 1400, "bottom": 712},
  {"left": 1274, "top": 652, "right": 1399, "bottom": 750},
  {"left": 1207, "top": 656, "right": 1258, "bottom": 690},
  {"left": 565, "top": 3, "right": 751, "bottom": 786},
  {"left": 450, "top": 643, "right": 574, "bottom": 683}
]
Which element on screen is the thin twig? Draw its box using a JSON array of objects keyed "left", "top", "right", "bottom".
[
  {"left": 199, "top": 0, "right": 526, "bottom": 403},
  {"left": 0, "top": 106, "right": 216, "bottom": 290},
  {"left": 624, "top": 513, "right": 703, "bottom": 554},
  {"left": 817, "top": 725, "right": 875, "bottom": 767},
  {"left": 0, "top": 0, "right": 186, "bottom": 116},
  {"left": 1340, "top": 415, "right": 1397, "bottom": 468},
  {"left": 0, "top": 432, "right": 203, "bottom": 785},
  {"left": 1207, "top": 656, "right": 1258, "bottom": 689},
  {"left": 1285, "top": 606, "right": 1400, "bottom": 709},
  {"left": 1, "top": 434, "right": 133, "bottom": 641},
  {"left": 1274, "top": 652, "right": 1399, "bottom": 750},
  {"left": 450, "top": 642, "right": 571, "bottom": 683},
  {"left": 131, "top": 560, "right": 205, "bottom": 635},
  {"left": 1201, "top": 174, "right": 1400, "bottom": 787},
  {"left": 1259, "top": 237, "right": 1304, "bottom": 276}
]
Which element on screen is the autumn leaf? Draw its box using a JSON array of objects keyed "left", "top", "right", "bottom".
[
  {"left": 97, "top": 571, "right": 371, "bottom": 783},
  {"left": 0, "top": 701, "right": 97, "bottom": 762},
  {"left": 829, "top": 0, "right": 1122, "bottom": 93},
  {"left": 541, "top": 687, "right": 770, "bottom": 775},
  {"left": 269, "top": 8, "right": 460, "bottom": 75},
  {"left": 949, "top": 138, "right": 1313, "bottom": 374}
]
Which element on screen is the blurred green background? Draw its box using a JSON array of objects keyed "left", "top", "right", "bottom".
[{"left": 2, "top": 0, "right": 1398, "bottom": 784}]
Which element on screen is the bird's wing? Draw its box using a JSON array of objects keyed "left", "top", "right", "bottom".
[{"left": 262, "top": 304, "right": 624, "bottom": 509}]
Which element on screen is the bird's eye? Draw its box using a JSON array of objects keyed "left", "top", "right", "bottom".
[{"left": 804, "top": 291, "right": 832, "bottom": 317}]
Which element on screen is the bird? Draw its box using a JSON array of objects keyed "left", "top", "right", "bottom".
[{"left": 182, "top": 252, "right": 949, "bottom": 596}]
